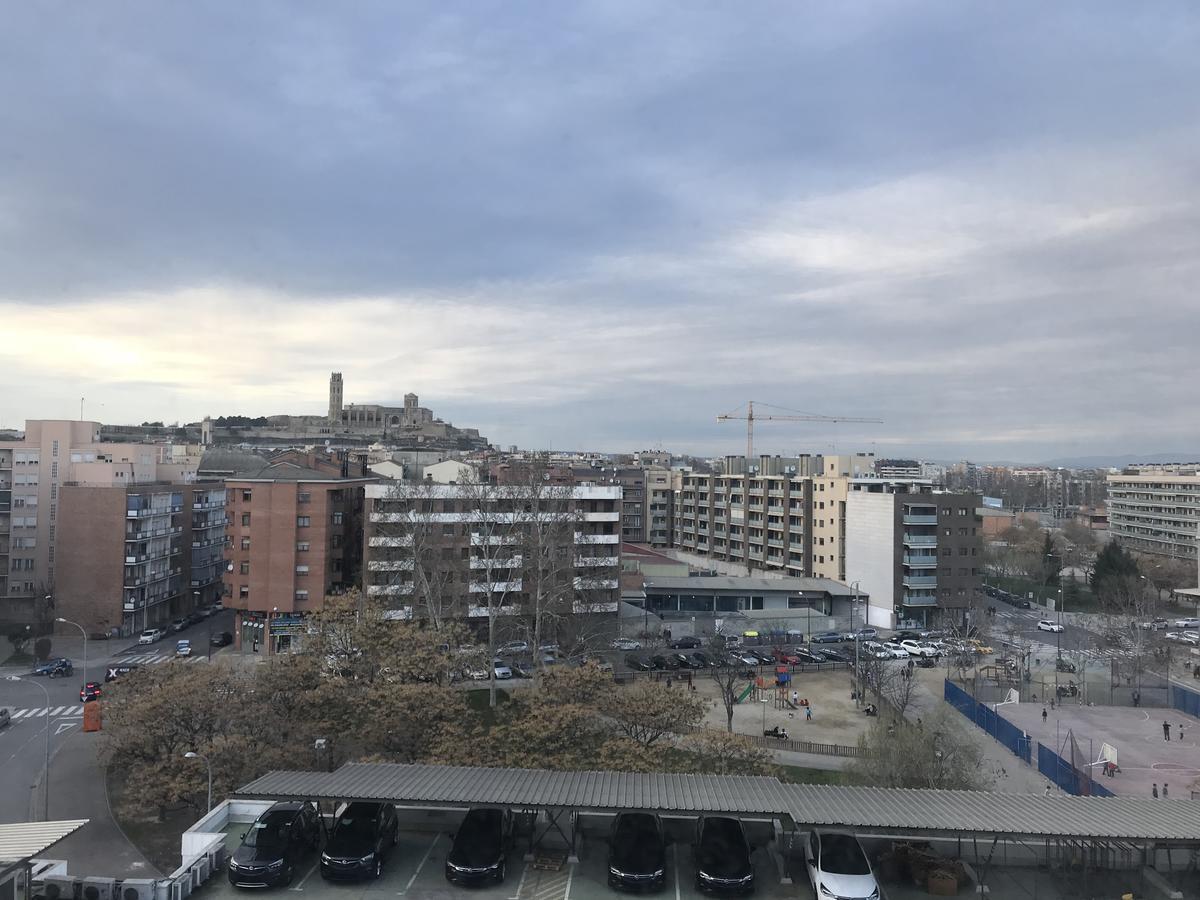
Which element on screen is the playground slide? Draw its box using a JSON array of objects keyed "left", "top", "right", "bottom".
[
  {"left": 735, "top": 683, "right": 755, "bottom": 704},
  {"left": 782, "top": 698, "right": 799, "bottom": 710}
]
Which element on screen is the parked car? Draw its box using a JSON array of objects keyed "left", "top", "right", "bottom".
[
  {"left": 608, "top": 812, "right": 666, "bottom": 892},
  {"left": 1137, "top": 618, "right": 1169, "bottom": 631},
  {"left": 810, "top": 631, "right": 844, "bottom": 644},
  {"left": 651, "top": 654, "right": 680, "bottom": 671},
  {"left": 184, "top": 612, "right": 204, "bottom": 627},
  {"left": 967, "top": 639, "right": 994, "bottom": 654},
  {"left": 138, "top": 627, "right": 166, "bottom": 645},
  {"left": 811, "top": 648, "right": 849, "bottom": 663},
  {"left": 747, "top": 649, "right": 776, "bottom": 665},
  {"left": 893, "top": 630, "right": 922, "bottom": 642},
  {"left": 493, "top": 660, "right": 513, "bottom": 680},
  {"left": 611, "top": 637, "right": 642, "bottom": 651},
  {"left": 445, "top": 808, "right": 512, "bottom": 885},
  {"left": 1167, "top": 631, "right": 1200, "bottom": 645},
  {"left": 625, "top": 654, "right": 654, "bottom": 671},
  {"left": 320, "top": 801, "right": 399, "bottom": 881},
  {"left": 848, "top": 628, "right": 878, "bottom": 641},
  {"left": 794, "top": 648, "right": 826, "bottom": 665},
  {"left": 773, "top": 648, "right": 801, "bottom": 665},
  {"left": 669, "top": 636, "right": 703, "bottom": 650},
  {"left": 674, "top": 653, "right": 701, "bottom": 669},
  {"left": 211, "top": 631, "right": 234, "bottom": 647},
  {"left": 1037, "top": 619, "right": 1064, "bottom": 633},
  {"left": 581, "top": 656, "right": 615, "bottom": 673},
  {"left": 80, "top": 681, "right": 102, "bottom": 703},
  {"left": 804, "top": 831, "right": 879, "bottom": 900},
  {"left": 176, "top": 639, "right": 192, "bottom": 657},
  {"left": 1173, "top": 617, "right": 1200, "bottom": 629},
  {"left": 32, "top": 658, "right": 73, "bottom": 678},
  {"left": 228, "top": 801, "right": 321, "bottom": 887},
  {"left": 915, "top": 656, "right": 937, "bottom": 669},
  {"left": 899, "top": 640, "right": 935, "bottom": 658},
  {"left": 860, "top": 642, "right": 891, "bottom": 660},
  {"left": 497, "top": 640, "right": 530, "bottom": 655},
  {"left": 0, "top": 708, "right": 9, "bottom": 729},
  {"left": 690, "top": 651, "right": 718, "bottom": 668},
  {"left": 881, "top": 643, "right": 909, "bottom": 660},
  {"left": 728, "top": 651, "right": 761, "bottom": 667},
  {"left": 169, "top": 618, "right": 188, "bottom": 633},
  {"left": 695, "top": 816, "right": 754, "bottom": 894},
  {"left": 1055, "top": 658, "right": 1077, "bottom": 673}
]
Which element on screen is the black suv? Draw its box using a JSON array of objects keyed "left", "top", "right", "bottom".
[
  {"left": 695, "top": 816, "right": 754, "bottom": 894},
  {"left": 669, "top": 636, "right": 703, "bottom": 650},
  {"left": 320, "top": 802, "right": 399, "bottom": 880},
  {"left": 445, "top": 808, "right": 511, "bottom": 885},
  {"left": 228, "top": 801, "right": 320, "bottom": 887},
  {"left": 608, "top": 812, "right": 666, "bottom": 892}
]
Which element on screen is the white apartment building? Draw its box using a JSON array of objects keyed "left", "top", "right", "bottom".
[
  {"left": 362, "top": 482, "right": 622, "bottom": 622},
  {"left": 1107, "top": 466, "right": 1200, "bottom": 562}
]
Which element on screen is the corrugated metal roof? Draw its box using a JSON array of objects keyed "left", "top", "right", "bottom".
[
  {"left": 0, "top": 820, "right": 88, "bottom": 862},
  {"left": 644, "top": 576, "right": 855, "bottom": 596},
  {"left": 234, "top": 764, "right": 1200, "bottom": 843}
]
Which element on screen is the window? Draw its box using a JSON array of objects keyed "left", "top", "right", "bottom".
[
  {"left": 958, "top": 508, "right": 968, "bottom": 516},
  {"left": 940, "top": 567, "right": 952, "bottom": 576},
  {"left": 957, "top": 527, "right": 969, "bottom": 536},
  {"left": 296, "top": 541, "right": 310, "bottom": 552},
  {"left": 240, "top": 537, "right": 251, "bottom": 550},
  {"left": 242, "top": 489, "right": 252, "bottom": 502},
  {"left": 331, "top": 511, "right": 344, "bottom": 525},
  {"left": 331, "top": 534, "right": 343, "bottom": 549},
  {"left": 295, "top": 565, "right": 309, "bottom": 575},
  {"left": 943, "top": 528, "right": 952, "bottom": 536},
  {"left": 959, "top": 547, "right": 969, "bottom": 556},
  {"left": 241, "top": 512, "right": 251, "bottom": 526},
  {"left": 296, "top": 516, "right": 310, "bottom": 527},
  {"left": 297, "top": 491, "right": 311, "bottom": 504},
  {"left": 442, "top": 523, "right": 455, "bottom": 536},
  {"left": 52, "top": 439, "right": 59, "bottom": 457},
  {"left": 239, "top": 586, "right": 249, "bottom": 599},
  {"left": 50, "top": 462, "right": 58, "bottom": 479},
  {"left": 239, "top": 561, "right": 250, "bottom": 575},
  {"left": 751, "top": 596, "right": 764, "bottom": 610},
  {"left": 294, "top": 590, "right": 309, "bottom": 602}
]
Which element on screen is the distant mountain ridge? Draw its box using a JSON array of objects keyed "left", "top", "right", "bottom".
[{"left": 1037, "top": 453, "right": 1200, "bottom": 469}]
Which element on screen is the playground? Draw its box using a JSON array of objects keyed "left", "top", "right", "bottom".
[
  {"left": 1000, "top": 698, "right": 1200, "bottom": 798},
  {"left": 692, "top": 668, "right": 872, "bottom": 748}
]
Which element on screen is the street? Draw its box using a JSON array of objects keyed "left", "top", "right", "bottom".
[{"left": 0, "top": 609, "right": 237, "bottom": 875}]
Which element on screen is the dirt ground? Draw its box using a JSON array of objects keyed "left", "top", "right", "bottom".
[{"left": 687, "top": 668, "right": 873, "bottom": 747}]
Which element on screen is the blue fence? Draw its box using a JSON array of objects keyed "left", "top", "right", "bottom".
[
  {"left": 1037, "top": 742, "right": 1114, "bottom": 797},
  {"left": 1171, "top": 683, "right": 1200, "bottom": 718},
  {"left": 944, "top": 679, "right": 1032, "bottom": 765}
]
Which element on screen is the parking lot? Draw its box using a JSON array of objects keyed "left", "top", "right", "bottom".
[{"left": 197, "top": 823, "right": 794, "bottom": 900}]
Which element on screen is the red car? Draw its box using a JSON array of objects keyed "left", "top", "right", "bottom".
[
  {"left": 80, "top": 681, "right": 102, "bottom": 703},
  {"left": 773, "top": 648, "right": 801, "bottom": 665}
]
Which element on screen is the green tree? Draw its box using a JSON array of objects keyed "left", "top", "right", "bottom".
[
  {"left": 846, "top": 708, "right": 991, "bottom": 791},
  {"left": 1091, "top": 543, "right": 1139, "bottom": 592},
  {"left": 601, "top": 681, "right": 709, "bottom": 749},
  {"left": 685, "top": 730, "right": 777, "bottom": 776}
]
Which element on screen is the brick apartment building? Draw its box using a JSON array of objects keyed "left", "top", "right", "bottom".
[{"left": 221, "top": 451, "right": 373, "bottom": 653}]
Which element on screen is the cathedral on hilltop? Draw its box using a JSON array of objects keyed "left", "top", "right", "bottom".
[{"left": 325, "top": 373, "right": 487, "bottom": 449}]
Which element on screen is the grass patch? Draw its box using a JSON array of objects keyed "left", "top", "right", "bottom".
[
  {"left": 106, "top": 765, "right": 198, "bottom": 874},
  {"left": 777, "top": 764, "right": 848, "bottom": 785},
  {"left": 5, "top": 651, "right": 34, "bottom": 666},
  {"left": 466, "top": 687, "right": 511, "bottom": 727},
  {"left": 989, "top": 575, "right": 1101, "bottom": 612}
]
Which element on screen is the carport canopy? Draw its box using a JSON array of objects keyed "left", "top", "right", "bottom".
[{"left": 235, "top": 763, "right": 1200, "bottom": 845}]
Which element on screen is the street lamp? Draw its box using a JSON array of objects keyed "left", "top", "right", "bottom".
[
  {"left": 56, "top": 617, "right": 86, "bottom": 681},
  {"left": 850, "top": 581, "right": 862, "bottom": 707},
  {"left": 760, "top": 696, "right": 768, "bottom": 734},
  {"left": 184, "top": 751, "right": 213, "bottom": 812},
  {"left": 7, "top": 675, "right": 51, "bottom": 820}
]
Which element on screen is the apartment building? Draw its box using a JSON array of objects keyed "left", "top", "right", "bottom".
[
  {"left": 362, "top": 482, "right": 622, "bottom": 627},
  {"left": 222, "top": 451, "right": 373, "bottom": 653},
  {"left": 672, "top": 453, "right": 876, "bottom": 580},
  {"left": 0, "top": 420, "right": 206, "bottom": 631},
  {"left": 645, "top": 467, "right": 674, "bottom": 548},
  {"left": 1107, "top": 466, "right": 1200, "bottom": 562},
  {"left": 55, "top": 482, "right": 226, "bottom": 634},
  {"left": 845, "top": 485, "right": 983, "bottom": 629}
]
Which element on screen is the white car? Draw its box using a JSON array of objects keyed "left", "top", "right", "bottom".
[
  {"left": 1137, "top": 618, "right": 1169, "bottom": 631},
  {"left": 492, "top": 660, "right": 513, "bottom": 680},
  {"left": 900, "top": 640, "right": 938, "bottom": 658},
  {"left": 1037, "top": 619, "right": 1064, "bottom": 633},
  {"left": 496, "top": 640, "right": 529, "bottom": 655},
  {"left": 804, "top": 831, "right": 880, "bottom": 900},
  {"left": 1167, "top": 631, "right": 1200, "bottom": 645},
  {"left": 860, "top": 641, "right": 891, "bottom": 660},
  {"left": 881, "top": 643, "right": 910, "bottom": 660},
  {"left": 138, "top": 627, "right": 165, "bottom": 645},
  {"left": 465, "top": 665, "right": 489, "bottom": 681},
  {"left": 610, "top": 637, "right": 642, "bottom": 651},
  {"left": 175, "top": 639, "right": 192, "bottom": 657},
  {"left": 1173, "top": 617, "right": 1200, "bottom": 629}
]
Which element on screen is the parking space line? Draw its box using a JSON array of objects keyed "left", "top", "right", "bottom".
[
  {"left": 673, "top": 843, "right": 681, "bottom": 900},
  {"left": 400, "top": 832, "right": 439, "bottom": 895},
  {"left": 563, "top": 863, "right": 573, "bottom": 900},
  {"left": 289, "top": 860, "right": 321, "bottom": 892},
  {"left": 508, "top": 858, "right": 528, "bottom": 900}
]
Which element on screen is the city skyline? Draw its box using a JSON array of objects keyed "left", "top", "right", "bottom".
[{"left": 2, "top": 3, "right": 1198, "bottom": 461}]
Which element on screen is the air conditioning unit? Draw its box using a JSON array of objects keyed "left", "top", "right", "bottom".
[
  {"left": 39, "top": 877, "right": 80, "bottom": 900},
  {"left": 169, "top": 879, "right": 190, "bottom": 900},
  {"left": 117, "top": 879, "right": 156, "bottom": 900},
  {"left": 207, "top": 845, "right": 227, "bottom": 873},
  {"left": 188, "top": 857, "right": 209, "bottom": 887},
  {"left": 80, "top": 878, "right": 116, "bottom": 900}
]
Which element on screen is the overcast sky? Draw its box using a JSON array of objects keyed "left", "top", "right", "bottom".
[{"left": 1, "top": 2, "right": 1197, "bottom": 463}]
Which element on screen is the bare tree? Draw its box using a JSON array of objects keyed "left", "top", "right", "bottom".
[{"left": 373, "top": 482, "right": 461, "bottom": 628}]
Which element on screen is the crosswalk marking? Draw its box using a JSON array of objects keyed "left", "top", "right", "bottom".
[
  {"left": 116, "top": 652, "right": 209, "bottom": 665},
  {"left": 7, "top": 706, "right": 84, "bottom": 719}
]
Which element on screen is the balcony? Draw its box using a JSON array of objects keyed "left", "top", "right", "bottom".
[
  {"left": 574, "top": 533, "right": 619, "bottom": 544},
  {"left": 903, "top": 555, "right": 938, "bottom": 568},
  {"left": 573, "top": 577, "right": 619, "bottom": 590},
  {"left": 902, "top": 574, "right": 938, "bottom": 588},
  {"left": 470, "top": 556, "right": 523, "bottom": 569},
  {"left": 902, "top": 593, "right": 939, "bottom": 607},
  {"left": 902, "top": 534, "right": 937, "bottom": 546},
  {"left": 469, "top": 580, "right": 523, "bottom": 593},
  {"left": 902, "top": 514, "right": 938, "bottom": 525},
  {"left": 576, "top": 556, "right": 619, "bottom": 567},
  {"left": 583, "top": 511, "right": 621, "bottom": 523}
]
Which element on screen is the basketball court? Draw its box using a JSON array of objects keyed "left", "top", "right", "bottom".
[{"left": 998, "top": 697, "right": 1200, "bottom": 798}]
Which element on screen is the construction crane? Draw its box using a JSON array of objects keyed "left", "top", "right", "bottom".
[{"left": 716, "top": 401, "right": 884, "bottom": 462}]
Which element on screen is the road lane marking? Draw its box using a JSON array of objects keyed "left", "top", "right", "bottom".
[
  {"left": 401, "top": 832, "right": 440, "bottom": 895},
  {"left": 55, "top": 722, "right": 76, "bottom": 735}
]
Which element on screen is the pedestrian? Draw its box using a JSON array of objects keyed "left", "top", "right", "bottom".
[
  {"left": 792, "top": 689, "right": 799, "bottom": 707},
  {"left": 1044, "top": 784, "right": 1052, "bottom": 797},
  {"left": 1042, "top": 707, "right": 1048, "bottom": 724},
  {"left": 805, "top": 705, "right": 812, "bottom": 721},
  {"left": 1163, "top": 720, "right": 1171, "bottom": 741},
  {"left": 1179, "top": 724, "right": 1184, "bottom": 741},
  {"left": 1153, "top": 784, "right": 1158, "bottom": 798},
  {"left": 917, "top": 717, "right": 923, "bottom": 729},
  {"left": 1163, "top": 783, "right": 1169, "bottom": 799}
]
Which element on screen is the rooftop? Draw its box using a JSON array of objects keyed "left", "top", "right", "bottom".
[{"left": 643, "top": 575, "right": 858, "bottom": 596}]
